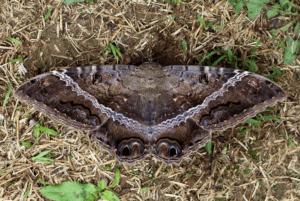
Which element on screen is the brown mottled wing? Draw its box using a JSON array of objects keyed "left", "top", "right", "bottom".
[
  {"left": 14, "top": 65, "right": 137, "bottom": 136},
  {"left": 162, "top": 66, "right": 287, "bottom": 131},
  {"left": 147, "top": 65, "right": 286, "bottom": 163}
]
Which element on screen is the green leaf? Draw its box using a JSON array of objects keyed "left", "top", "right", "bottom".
[
  {"left": 284, "top": 35, "right": 299, "bottom": 64},
  {"left": 40, "top": 181, "right": 99, "bottom": 201},
  {"left": 267, "top": 4, "right": 280, "bottom": 19},
  {"left": 169, "top": 14, "right": 175, "bottom": 25},
  {"left": 182, "top": 40, "right": 188, "bottom": 54},
  {"left": 141, "top": 187, "right": 147, "bottom": 194},
  {"left": 215, "top": 23, "right": 227, "bottom": 30},
  {"left": 103, "top": 166, "right": 112, "bottom": 171},
  {"left": 249, "top": 59, "right": 258, "bottom": 72},
  {"left": 235, "top": 61, "right": 239, "bottom": 69},
  {"left": 36, "top": 179, "right": 49, "bottom": 186},
  {"left": 21, "top": 141, "right": 31, "bottom": 148},
  {"left": 101, "top": 49, "right": 106, "bottom": 59},
  {"left": 109, "top": 43, "right": 117, "bottom": 60},
  {"left": 33, "top": 150, "right": 53, "bottom": 158},
  {"left": 148, "top": 177, "right": 154, "bottom": 187},
  {"left": 26, "top": 115, "right": 31, "bottom": 118},
  {"left": 44, "top": 9, "right": 51, "bottom": 20},
  {"left": 34, "top": 123, "right": 41, "bottom": 141},
  {"left": 264, "top": 74, "right": 276, "bottom": 82},
  {"left": 97, "top": 180, "right": 106, "bottom": 192},
  {"left": 262, "top": 115, "right": 274, "bottom": 120},
  {"left": 197, "top": 14, "right": 207, "bottom": 30},
  {"left": 274, "top": 42, "right": 285, "bottom": 49},
  {"left": 246, "top": 118, "right": 259, "bottom": 125},
  {"left": 206, "top": 21, "right": 215, "bottom": 28},
  {"left": 114, "top": 46, "right": 123, "bottom": 62},
  {"left": 245, "top": 0, "right": 269, "bottom": 20},
  {"left": 286, "top": 135, "right": 295, "bottom": 148},
  {"left": 101, "top": 190, "right": 120, "bottom": 201},
  {"left": 187, "top": 169, "right": 195, "bottom": 178},
  {"left": 229, "top": 0, "right": 243, "bottom": 15},
  {"left": 274, "top": 116, "right": 281, "bottom": 122},
  {"left": 24, "top": 187, "right": 30, "bottom": 201},
  {"left": 238, "top": 127, "right": 249, "bottom": 134},
  {"left": 9, "top": 57, "right": 23, "bottom": 63},
  {"left": 3, "top": 84, "right": 12, "bottom": 107},
  {"left": 279, "top": 0, "right": 288, "bottom": 8},
  {"left": 251, "top": 39, "right": 260, "bottom": 56},
  {"left": 7, "top": 37, "right": 22, "bottom": 45},
  {"left": 32, "top": 150, "right": 54, "bottom": 163},
  {"left": 110, "top": 167, "right": 120, "bottom": 186},
  {"left": 61, "top": 0, "right": 85, "bottom": 5},
  {"left": 131, "top": 169, "right": 138, "bottom": 175},
  {"left": 295, "top": 22, "right": 300, "bottom": 36},
  {"left": 39, "top": 126, "right": 58, "bottom": 136},
  {"left": 221, "top": 147, "right": 227, "bottom": 155},
  {"left": 16, "top": 106, "right": 22, "bottom": 110},
  {"left": 109, "top": 43, "right": 123, "bottom": 62},
  {"left": 204, "top": 140, "right": 212, "bottom": 156},
  {"left": 271, "top": 67, "right": 283, "bottom": 75},
  {"left": 7, "top": 182, "right": 13, "bottom": 186}
]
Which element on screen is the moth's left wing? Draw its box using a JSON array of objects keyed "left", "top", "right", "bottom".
[{"left": 15, "top": 65, "right": 136, "bottom": 131}]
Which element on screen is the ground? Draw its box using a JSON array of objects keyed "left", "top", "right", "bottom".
[{"left": 0, "top": 0, "right": 300, "bottom": 200}]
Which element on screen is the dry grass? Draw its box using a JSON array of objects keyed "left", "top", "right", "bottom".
[{"left": 0, "top": 0, "right": 300, "bottom": 200}]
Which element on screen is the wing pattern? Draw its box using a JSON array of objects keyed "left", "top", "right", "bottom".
[{"left": 15, "top": 63, "right": 286, "bottom": 164}]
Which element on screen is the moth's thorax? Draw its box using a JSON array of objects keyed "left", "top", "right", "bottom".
[
  {"left": 138, "top": 62, "right": 162, "bottom": 70},
  {"left": 121, "top": 62, "right": 179, "bottom": 91}
]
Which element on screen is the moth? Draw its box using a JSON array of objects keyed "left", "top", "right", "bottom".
[{"left": 15, "top": 62, "right": 286, "bottom": 164}]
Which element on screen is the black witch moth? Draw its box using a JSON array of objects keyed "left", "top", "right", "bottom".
[{"left": 15, "top": 62, "right": 286, "bottom": 164}]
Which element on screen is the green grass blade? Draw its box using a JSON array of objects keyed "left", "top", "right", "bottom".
[
  {"left": 44, "top": 9, "right": 51, "bottom": 20},
  {"left": 168, "top": 14, "right": 175, "bottom": 25},
  {"left": 9, "top": 58, "right": 24, "bottom": 63},
  {"left": 3, "top": 84, "right": 13, "bottom": 107},
  {"left": 197, "top": 14, "right": 207, "bottom": 30},
  {"left": 227, "top": 48, "right": 233, "bottom": 62},
  {"left": 212, "top": 55, "right": 227, "bottom": 66},
  {"left": 204, "top": 140, "right": 211, "bottom": 156},
  {"left": 110, "top": 167, "right": 120, "bottom": 186},
  {"left": 109, "top": 43, "right": 117, "bottom": 61},
  {"left": 182, "top": 40, "right": 187, "bottom": 54},
  {"left": 198, "top": 51, "right": 221, "bottom": 65},
  {"left": 114, "top": 46, "right": 123, "bottom": 62},
  {"left": 7, "top": 37, "right": 22, "bottom": 45}
]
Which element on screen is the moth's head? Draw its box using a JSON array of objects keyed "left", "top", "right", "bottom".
[
  {"left": 138, "top": 62, "right": 162, "bottom": 70},
  {"left": 130, "top": 62, "right": 165, "bottom": 83}
]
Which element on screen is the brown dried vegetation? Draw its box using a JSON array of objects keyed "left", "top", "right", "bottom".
[{"left": 0, "top": 0, "right": 299, "bottom": 200}]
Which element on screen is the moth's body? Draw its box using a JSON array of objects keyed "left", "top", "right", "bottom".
[{"left": 15, "top": 62, "right": 286, "bottom": 164}]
